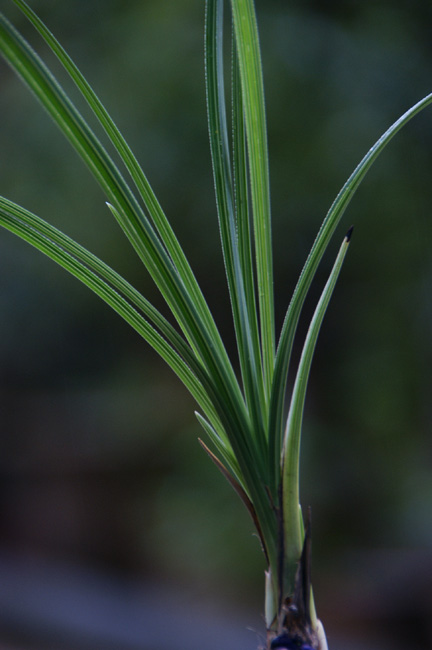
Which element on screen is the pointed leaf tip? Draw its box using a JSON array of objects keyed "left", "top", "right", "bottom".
[{"left": 345, "top": 225, "right": 354, "bottom": 242}]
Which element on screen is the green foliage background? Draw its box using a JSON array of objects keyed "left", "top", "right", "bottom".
[{"left": 0, "top": 1, "right": 432, "bottom": 647}]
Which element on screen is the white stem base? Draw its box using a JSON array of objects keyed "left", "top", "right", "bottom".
[{"left": 316, "top": 619, "right": 329, "bottom": 650}]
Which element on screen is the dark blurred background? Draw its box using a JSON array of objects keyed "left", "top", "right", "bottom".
[{"left": 0, "top": 1, "right": 432, "bottom": 649}]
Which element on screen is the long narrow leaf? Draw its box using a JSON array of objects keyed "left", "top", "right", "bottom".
[
  {"left": 269, "top": 91, "right": 432, "bottom": 484},
  {"left": 10, "top": 0, "right": 226, "bottom": 360},
  {"left": 231, "top": 0, "right": 275, "bottom": 393},
  {"left": 232, "top": 32, "right": 265, "bottom": 420},
  {"left": 0, "top": 14, "right": 209, "bottom": 368},
  {"left": 206, "top": 0, "right": 267, "bottom": 464},
  {"left": 0, "top": 197, "right": 223, "bottom": 426},
  {"left": 202, "top": 1, "right": 281, "bottom": 568},
  {"left": 281, "top": 228, "right": 352, "bottom": 593}
]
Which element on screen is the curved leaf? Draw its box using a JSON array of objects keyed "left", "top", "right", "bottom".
[{"left": 269, "top": 92, "right": 432, "bottom": 485}]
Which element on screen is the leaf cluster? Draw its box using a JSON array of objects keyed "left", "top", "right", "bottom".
[{"left": 0, "top": 0, "right": 431, "bottom": 631}]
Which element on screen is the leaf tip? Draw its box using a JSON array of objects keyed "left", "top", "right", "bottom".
[{"left": 345, "top": 225, "right": 354, "bottom": 242}]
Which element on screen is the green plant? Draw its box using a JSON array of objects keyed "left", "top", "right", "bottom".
[{"left": 0, "top": 1, "right": 431, "bottom": 648}]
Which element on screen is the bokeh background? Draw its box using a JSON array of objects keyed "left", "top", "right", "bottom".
[{"left": 0, "top": 0, "right": 432, "bottom": 648}]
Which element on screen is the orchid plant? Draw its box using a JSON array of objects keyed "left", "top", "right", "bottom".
[{"left": 0, "top": 1, "right": 431, "bottom": 648}]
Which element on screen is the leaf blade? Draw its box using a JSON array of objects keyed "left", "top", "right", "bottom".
[
  {"left": 269, "top": 92, "right": 432, "bottom": 485},
  {"left": 205, "top": 0, "right": 267, "bottom": 465},
  {"left": 10, "top": 0, "right": 228, "bottom": 367},
  {"left": 0, "top": 196, "right": 225, "bottom": 423},
  {"left": 281, "top": 229, "right": 352, "bottom": 592},
  {"left": 230, "top": 0, "right": 275, "bottom": 393}
]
